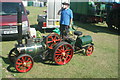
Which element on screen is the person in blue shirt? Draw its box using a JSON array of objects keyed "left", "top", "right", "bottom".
[{"left": 58, "top": 2, "right": 73, "bottom": 39}]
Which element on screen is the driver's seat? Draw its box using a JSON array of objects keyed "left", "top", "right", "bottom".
[{"left": 74, "top": 31, "right": 82, "bottom": 36}]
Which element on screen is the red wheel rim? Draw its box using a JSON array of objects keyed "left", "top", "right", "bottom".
[
  {"left": 86, "top": 45, "right": 94, "bottom": 56},
  {"left": 46, "top": 33, "right": 61, "bottom": 49},
  {"left": 15, "top": 56, "right": 33, "bottom": 73},
  {"left": 54, "top": 44, "right": 73, "bottom": 65}
]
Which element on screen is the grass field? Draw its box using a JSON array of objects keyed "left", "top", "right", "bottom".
[
  {"left": 1, "top": 7, "right": 119, "bottom": 78},
  {"left": 0, "top": 40, "right": 2, "bottom": 79}
]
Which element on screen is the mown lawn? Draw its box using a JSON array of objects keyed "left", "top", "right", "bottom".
[
  {"left": 26, "top": 6, "right": 46, "bottom": 25},
  {"left": 1, "top": 6, "right": 119, "bottom": 78},
  {"left": 0, "top": 59, "right": 1, "bottom": 78}
]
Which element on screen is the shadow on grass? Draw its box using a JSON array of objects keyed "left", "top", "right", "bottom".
[
  {"left": 1, "top": 37, "right": 17, "bottom": 42},
  {"left": 33, "top": 53, "right": 58, "bottom": 66},
  {"left": 35, "top": 58, "right": 58, "bottom": 66},
  {"left": 0, "top": 56, "right": 10, "bottom": 64},
  {"left": 0, "top": 56, "right": 19, "bottom": 73},
  {"left": 74, "top": 21, "right": 119, "bottom": 35}
]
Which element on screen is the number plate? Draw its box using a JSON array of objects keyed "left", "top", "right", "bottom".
[
  {"left": 55, "top": 21, "right": 60, "bottom": 26},
  {"left": 4, "top": 30, "right": 18, "bottom": 34}
]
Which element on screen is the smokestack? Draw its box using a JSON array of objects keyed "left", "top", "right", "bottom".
[{"left": 17, "top": 4, "right": 23, "bottom": 46}]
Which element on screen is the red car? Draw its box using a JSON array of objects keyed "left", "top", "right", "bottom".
[{"left": 0, "top": 0, "right": 30, "bottom": 39}]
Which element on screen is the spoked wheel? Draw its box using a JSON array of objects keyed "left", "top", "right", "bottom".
[
  {"left": 15, "top": 54, "right": 34, "bottom": 73},
  {"left": 46, "top": 33, "right": 61, "bottom": 49},
  {"left": 85, "top": 45, "right": 94, "bottom": 56},
  {"left": 8, "top": 48, "right": 19, "bottom": 64},
  {"left": 53, "top": 42, "right": 74, "bottom": 65}
]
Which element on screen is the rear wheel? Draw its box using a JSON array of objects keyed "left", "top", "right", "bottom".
[
  {"left": 15, "top": 54, "right": 34, "bottom": 73},
  {"left": 46, "top": 33, "right": 61, "bottom": 49},
  {"left": 53, "top": 42, "right": 74, "bottom": 65}
]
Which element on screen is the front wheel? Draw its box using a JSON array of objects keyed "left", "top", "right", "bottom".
[
  {"left": 85, "top": 45, "right": 94, "bottom": 56},
  {"left": 15, "top": 54, "right": 34, "bottom": 73},
  {"left": 46, "top": 33, "right": 61, "bottom": 49}
]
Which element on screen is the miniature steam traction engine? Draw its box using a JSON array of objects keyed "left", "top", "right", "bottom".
[{"left": 8, "top": 7, "right": 94, "bottom": 73}]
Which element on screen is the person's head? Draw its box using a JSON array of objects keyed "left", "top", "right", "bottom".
[{"left": 62, "top": 2, "right": 70, "bottom": 9}]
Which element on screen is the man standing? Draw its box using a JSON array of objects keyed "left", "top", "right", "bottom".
[{"left": 58, "top": 2, "right": 73, "bottom": 39}]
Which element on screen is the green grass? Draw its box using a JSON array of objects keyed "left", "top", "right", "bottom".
[
  {"left": 0, "top": 40, "right": 2, "bottom": 79},
  {"left": 26, "top": 6, "right": 46, "bottom": 25},
  {"left": 0, "top": 65, "right": 1, "bottom": 78},
  {"left": 1, "top": 6, "right": 119, "bottom": 78}
]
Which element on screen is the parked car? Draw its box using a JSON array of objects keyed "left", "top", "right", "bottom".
[{"left": 0, "top": 0, "right": 30, "bottom": 39}]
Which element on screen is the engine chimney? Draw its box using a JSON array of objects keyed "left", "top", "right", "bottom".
[{"left": 17, "top": 4, "right": 23, "bottom": 46}]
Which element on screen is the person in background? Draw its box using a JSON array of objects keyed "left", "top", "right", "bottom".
[{"left": 58, "top": 2, "right": 73, "bottom": 39}]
